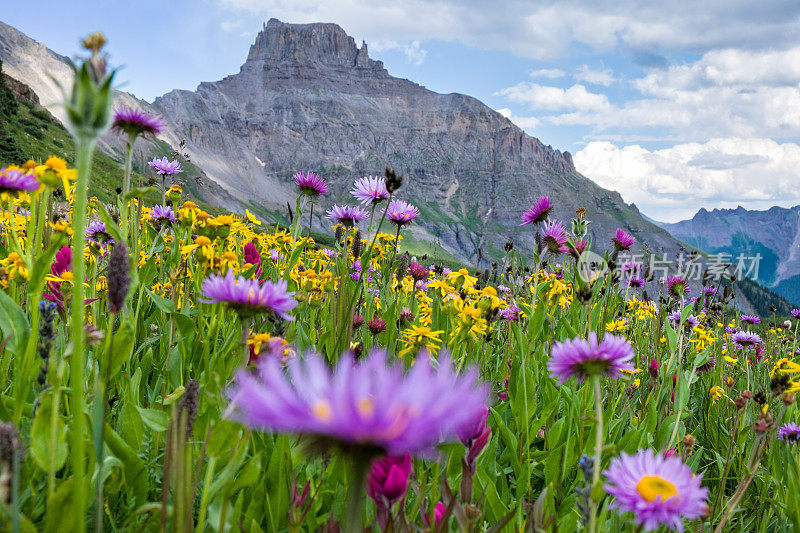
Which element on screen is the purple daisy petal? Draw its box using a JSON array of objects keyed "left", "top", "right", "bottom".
[
  {"left": 226, "top": 350, "right": 489, "bottom": 456},
  {"left": 548, "top": 332, "right": 635, "bottom": 384},
  {"left": 200, "top": 270, "right": 297, "bottom": 320},
  {"left": 351, "top": 175, "right": 389, "bottom": 206},
  {"left": 604, "top": 448, "right": 709, "bottom": 532}
]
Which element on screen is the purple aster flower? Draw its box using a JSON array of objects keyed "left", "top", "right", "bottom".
[
  {"left": 685, "top": 315, "right": 700, "bottom": 330},
  {"left": 621, "top": 260, "right": 643, "bottom": 275},
  {"left": 667, "top": 310, "right": 681, "bottom": 327},
  {"left": 226, "top": 349, "right": 489, "bottom": 456},
  {"left": 323, "top": 248, "right": 337, "bottom": 259},
  {"left": 351, "top": 175, "right": 390, "bottom": 206},
  {"left": 792, "top": 309, "right": 800, "bottom": 318},
  {"left": 778, "top": 422, "right": 800, "bottom": 443},
  {"left": 604, "top": 448, "right": 709, "bottom": 532},
  {"left": 520, "top": 196, "right": 552, "bottom": 225},
  {"left": 740, "top": 314, "right": 760, "bottom": 325},
  {"left": 200, "top": 270, "right": 297, "bottom": 320},
  {"left": 386, "top": 199, "right": 420, "bottom": 227},
  {"left": 499, "top": 303, "right": 521, "bottom": 321},
  {"left": 703, "top": 287, "right": 718, "bottom": 296},
  {"left": 85, "top": 221, "right": 114, "bottom": 245},
  {"left": 497, "top": 284, "right": 510, "bottom": 293},
  {"left": 548, "top": 332, "right": 635, "bottom": 384},
  {"left": 148, "top": 156, "right": 183, "bottom": 176},
  {"left": 149, "top": 204, "right": 176, "bottom": 224},
  {"left": 612, "top": 228, "right": 636, "bottom": 251},
  {"left": 293, "top": 171, "right": 328, "bottom": 197},
  {"left": 112, "top": 106, "right": 165, "bottom": 138},
  {"left": 326, "top": 204, "right": 368, "bottom": 227},
  {"left": 730, "top": 330, "right": 762, "bottom": 350},
  {"left": 626, "top": 276, "right": 646, "bottom": 289},
  {"left": 665, "top": 276, "right": 689, "bottom": 298},
  {"left": 0, "top": 168, "right": 39, "bottom": 194}
]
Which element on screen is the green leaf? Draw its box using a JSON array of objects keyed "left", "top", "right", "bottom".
[
  {"left": 145, "top": 287, "right": 175, "bottom": 313},
  {"left": 108, "top": 315, "right": 135, "bottom": 380},
  {"left": 30, "top": 393, "right": 68, "bottom": 472},
  {"left": 125, "top": 186, "right": 159, "bottom": 201},
  {"left": 135, "top": 406, "right": 168, "bottom": 432},
  {"left": 0, "top": 289, "right": 30, "bottom": 356}
]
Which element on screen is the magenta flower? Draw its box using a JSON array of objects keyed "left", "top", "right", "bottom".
[
  {"left": 226, "top": 350, "right": 489, "bottom": 456},
  {"left": 351, "top": 175, "right": 389, "bottom": 206},
  {"left": 540, "top": 220, "right": 569, "bottom": 254},
  {"left": 408, "top": 262, "right": 429, "bottom": 282},
  {"left": 604, "top": 449, "right": 709, "bottom": 531},
  {"left": 200, "top": 270, "right": 296, "bottom": 320},
  {"left": 730, "top": 330, "right": 762, "bottom": 349},
  {"left": 44, "top": 246, "right": 72, "bottom": 315},
  {"left": 612, "top": 228, "right": 636, "bottom": 251},
  {"left": 778, "top": 422, "right": 800, "bottom": 443},
  {"left": 458, "top": 405, "right": 491, "bottom": 471},
  {"left": 665, "top": 276, "right": 689, "bottom": 298},
  {"left": 112, "top": 106, "right": 165, "bottom": 138},
  {"left": 792, "top": 309, "right": 800, "bottom": 318},
  {"left": 386, "top": 199, "right": 420, "bottom": 227},
  {"left": 548, "top": 332, "right": 635, "bottom": 384},
  {"left": 366, "top": 453, "right": 413, "bottom": 509},
  {"left": 244, "top": 242, "right": 260, "bottom": 264},
  {"left": 0, "top": 168, "right": 39, "bottom": 194},
  {"left": 326, "top": 204, "right": 368, "bottom": 227},
  {"left": 520, "top": 196, "right": 552, "bottom": 225},
  {"left": 740, "top": 314, "right": 760, "bottom": 324},
  {"left": 148, "top": 156, "right": 183, "bottom": 176},
  {"left": 424, "top": 502, "right": 447, "bottom": 528},
  {"left": 149, "top": 204, "right": 176, "bottom": 224},
  {"left": 293, "top": 171, "right": 328, "bottom": 197},
  {"left": 368, "top": 317, "right": 387, "bottom": 334}
]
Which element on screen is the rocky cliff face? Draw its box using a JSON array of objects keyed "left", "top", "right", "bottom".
[
  {"left": 153, "top": 18, "right": 680, "bottom": 262},
  {"left": 659, "top": 206, "right": 800, "bottom": 304}
]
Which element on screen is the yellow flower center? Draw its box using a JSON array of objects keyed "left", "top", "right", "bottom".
[
  {"left": 311, "top": 400, "right": 332, "bottom": 422},
  {"left": 636, "top": 475, "right": 678, "bottom": 502},
  {"left": 357, "top": 397, "right": 374, "bottom": 418}
]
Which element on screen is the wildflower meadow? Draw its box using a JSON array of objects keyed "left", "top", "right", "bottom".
[{"left": 0, "top": 34, "right": 799, "bottom": 533}]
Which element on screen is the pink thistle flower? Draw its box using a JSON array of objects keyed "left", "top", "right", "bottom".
[
  {"left": 520, "top": 195, "right": 552, "bottom": 225},
  {"left": 293, "top": 171, "right": 328, "bottom": 197}
]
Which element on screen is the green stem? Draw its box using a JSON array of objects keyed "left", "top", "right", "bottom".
[
  {"left": 588, "top": 375, "right": 603, "bottom": 533},
  {"left": 70, "top": 137, "right": 95, "bottom": 533},
  {"left": 120, "top": 139, "right": 133, "bottom": 240},
  {"left": 344, "top": 457, "right": 370, "bottom": 533}
]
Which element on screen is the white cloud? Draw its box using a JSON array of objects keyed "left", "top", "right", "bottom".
[
  {"left": 574, "top": 65, "right": 616, "bottom": 86},
  {"left": 497, "top": 45, "right": 800, "bottom": 141},
  {"left": 221, "top": 20, "right": 243, "bottom": 31},
  {"left": 371, "top": 39, "right": 427, "bottom": 65},
  {"left": 216, "top": 0, "right": 800, "bottom": 60},
  {"left": 495, "top": 108, "right": 540, "bottom": 130},
  {"left": 529, "top": 68, "right": 565, "bottom": 79},
  {"left": 495, "top": 82, "right": 611, "bottom": 113},
  {"left": 574, "top": 138, "right": 800, "bottom": 222}
]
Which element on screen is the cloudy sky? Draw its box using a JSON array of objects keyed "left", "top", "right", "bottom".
[{"left": 4, "top": 0, "right": 800, "bottom": 221}]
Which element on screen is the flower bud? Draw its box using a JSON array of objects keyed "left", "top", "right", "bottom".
[
  {"left": 107, "top": 242, "right": 131, "bottom": 314},
  {"left": 366, "top": 453, "right": 412, "bottom": 509}
]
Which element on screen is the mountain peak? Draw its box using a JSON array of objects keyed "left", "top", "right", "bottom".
[{"left": 246, "top": 18, "right": 382, "bottom": 72}]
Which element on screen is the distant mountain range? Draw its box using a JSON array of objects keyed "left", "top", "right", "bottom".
[{"left": 658, "top": 206, "right": 800, "bottom": 305}]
